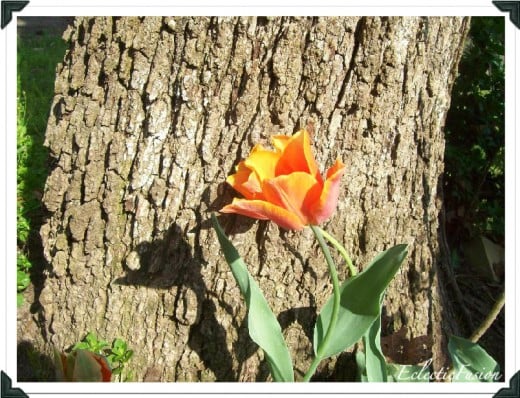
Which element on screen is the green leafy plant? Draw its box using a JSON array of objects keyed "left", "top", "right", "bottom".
[
  {"left": 73, "top": 332, "right": 109, "bottom": 354},
  {"left": 442, "top": 15, "right": 505, "bottom": 376},
  {"left": 212, "top": 214, "right": 294, "bottom": 381},
  {"left": 17, "top": 270, "right": 31, "bottom": 307},
  {"left": 212, "top": 215, "right": 409, "bottom": 382},
  {"left": 310, "top": 243, "right": 407, "bottom": 379},
  {"left": 448, "top": 335, "right": 500, "bottom": 382},
  {"left": 213, "top": 122, "right": 503, "bottom": 382},
  {"left": 71, "top": 332, "right": 134, "bottom": 382},
  {"left": 106, "top": 338, "right": 134, "bottom": 379},
  {"left": 354, "top": 311, "right": 501, "bottom": 382},
  {"left": 17, "top": 252, "right": 31, "bottom": 306},
  {"left": 17, "top": 87, "right": 31, "bottom": 308}
]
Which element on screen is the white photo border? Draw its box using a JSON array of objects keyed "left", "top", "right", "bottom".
[{"left": 1, "top": 1, "right": 517, "bottom": 397}]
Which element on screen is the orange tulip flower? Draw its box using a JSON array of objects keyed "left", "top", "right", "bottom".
[{"left": 221, "top": 129, "right": 345, "bottom": 230}]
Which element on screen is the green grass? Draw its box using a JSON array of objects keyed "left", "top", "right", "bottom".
[{"left": 17, "top": 32, "right": 67, "bottom": 306}]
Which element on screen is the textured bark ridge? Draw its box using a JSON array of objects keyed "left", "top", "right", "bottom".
[{"left": 36, "top": 16, "right": 469, "bottom": 381}]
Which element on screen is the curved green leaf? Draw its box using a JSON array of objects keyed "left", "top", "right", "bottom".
[
  {"left": 448, "top": 335, "right": 500, "bottom": 382},
  {"left": 355, "top": 350, "right": 368, "bottom": 382},
  {"left": 314, "top": 244, "right": 408, "bottom": 359},
  {"left": 211, "top": 214, "right": 294, "bottom": 382},
  {"left": 363, "top": 297, "right": 387, "bottom": 381}
]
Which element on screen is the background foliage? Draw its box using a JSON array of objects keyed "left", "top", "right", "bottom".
[
  {"left": 17, "top": 29, "right": 68, "bottom": 306},
  {"left": 442, "top": 16, "right": 505, "bottom": 377},
  {"left": 444, "top": 17, "right": 505, "bottom": 247}
]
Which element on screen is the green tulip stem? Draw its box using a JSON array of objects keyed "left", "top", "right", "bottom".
[
  {"left": 317, "top": 227, "right": 357, "bottom": 277},
  {"left": 304, "top": 225, "right": 342, "bottom": 382},
  {"left": 302, "top": 347, "right": 322, "bottom": 382}
]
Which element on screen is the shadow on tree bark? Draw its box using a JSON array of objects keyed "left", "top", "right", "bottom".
[
  {"left": 113, "top": 223, "right": 229, "bottom": 380},
  {"left": 17, "top": 340, "right": 56, "bottom": 381},
  {"left": 113, "top": 221, "right": 279, "bottom": 381},
  {"left": 111, "top": 219, "right": 356, "bottom": 381}
]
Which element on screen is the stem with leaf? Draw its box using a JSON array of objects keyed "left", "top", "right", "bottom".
[
  {"left": 303, "top": 226, "right": 342, "bottom": 382},
  {"left": 318, "top": 227, "right": 357, "bottom": 277}
]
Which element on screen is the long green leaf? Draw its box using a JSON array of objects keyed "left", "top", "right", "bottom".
[
  {"left": 448, "top": 335, "right": 500, "bottom": 382},
  {"left": 314, "top": 244, "right": 408, "bottom": 359},
  {"left": 355, "top": 350, "right": 368, "bottom": 381},
  {"left": 211, "top": 214, "right": 294, "bottom": 382},
  {"left": 362, "top": 296, "right": 387, "bottom": 381}
]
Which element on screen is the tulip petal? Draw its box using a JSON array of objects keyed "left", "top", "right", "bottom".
[
  {"left": 262, "top": 172, "right": 318, "bottom": 225},
  {"left": 306, "top": 159, "right": 346, "bottom": 225},
  {"left": 274, "top": 130, "right": 320, "bottom": 179},
  {"left": 244, "top": 144, "right": 280, "bottom": 182},
  {"left": 271, "top": 135, "right": 291, "bottom": 152},
  {"left": 227, "top": 162, "right": 256, "bottom": 199},
  {"left": 326, "top": 158, "right": 346, "bottom": 179},
  {"left": 222, "top": 130, "right": 344, "bottom": 229},
  {"left": 242, "top": 171, "right": 264, "bottom": 198},
  {"left": 221, "top": 198, "right": 306, "bottom": 230},
  {"left": 91, "top": 353, "right": 112, "bottom": 382}
]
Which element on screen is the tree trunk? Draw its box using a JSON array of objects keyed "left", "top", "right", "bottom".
[{"left": 33, "top": 16, "right": 469, "bottom": 381}]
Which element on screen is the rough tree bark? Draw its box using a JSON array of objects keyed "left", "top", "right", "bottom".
[{"left": 30, "top": 16, "right": 469, "bottom": 381}]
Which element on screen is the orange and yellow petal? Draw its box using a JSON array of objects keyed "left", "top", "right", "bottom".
[
  {"left": 242, "top": 171, "right": 264, "bottom": 198},
  {"left": 226, "top": 161, "right": 261, "bottom": 199},
  {"left": 307, "top": 159, "right": 345, "bottom": 225},
  {"left": 220, "top": 198, "right": 307, "bottom": 230},
  {"left": 274, "top": 130, "right": 320, "bottom": 179},
  {"left": 262, "top": 172, "right": 318, "bottom": 225},
  {"left": 271, "top": 134, "right": 291, "bottom": 153},
  {"left": 226, "top": 162, "right": 255, "bottom": 199},
  {"left": 222, "top": 130, "right": 344, "bottom": 229},
  {"left": 325, "top": 158, "right": 345, "bottom": 180},
  {"left": 244, "top": 144, "right": 280, "bottom": 182}
]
